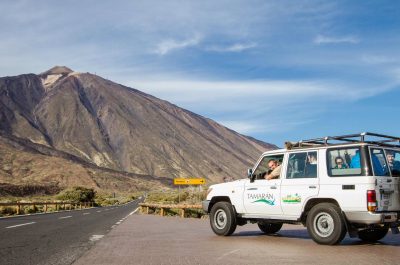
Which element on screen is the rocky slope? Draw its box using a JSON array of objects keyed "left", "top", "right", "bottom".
[
  {"left": 0, "top": 133, "right": 168, "bottom": 194},
  {"left": 0, "top": 66, "right": 276, "bottom": 186}
]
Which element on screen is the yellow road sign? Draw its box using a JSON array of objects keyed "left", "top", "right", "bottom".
[{"left": 173, "top": 178, "right": 206, "bottom": 185}]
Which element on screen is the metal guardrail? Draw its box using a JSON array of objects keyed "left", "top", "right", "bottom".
[
  {"left": 139, "top": 203, "right": 203, "bottom": 218},
  {"left": 0, "top": 201, "right": 94, "bottom": 215}
]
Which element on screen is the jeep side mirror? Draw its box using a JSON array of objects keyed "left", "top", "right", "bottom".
[
  {"left": 247, "top": 168, "right": 256, "bottom": 183},
  {"left": 247, "top": 168, "right": 253, "bottom": 178}
]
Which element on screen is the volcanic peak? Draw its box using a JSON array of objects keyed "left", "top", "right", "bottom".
[{"left": 40, "top": 66, "right": 73, "bottom": 76}]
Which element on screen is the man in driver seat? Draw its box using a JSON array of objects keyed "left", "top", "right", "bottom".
[{"left": 265, "top": 159, "right": 281, "bottom": 180}]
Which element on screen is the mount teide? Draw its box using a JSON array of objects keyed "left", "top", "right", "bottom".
[{"left": 0, "top": 66, "right": 276, "bottom": 186}]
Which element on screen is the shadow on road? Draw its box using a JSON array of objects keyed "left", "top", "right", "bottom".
[{"left": 233, "top": 228, "right": 400, "bottom": 246}]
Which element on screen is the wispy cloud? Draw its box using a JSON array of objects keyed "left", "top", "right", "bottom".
[
  {"left": 219, "top": 119, "right": 317, "bottom": 135},
  {"left": 206, "top": 42, "right": 257, "bottom": 52},
  {"left": 314, "top": 34, "right": 360, "bottom": 45},
  {"left": 131, "top": 78, "right": 389, "bottom": 106},
  {"left": 153, "top": 35, "right": 202, "bottom": 55},
  {"left": 361, "top": 54, "right": 397, "bottom": 64}
]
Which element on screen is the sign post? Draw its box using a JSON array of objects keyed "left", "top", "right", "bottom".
[
  {"left": 173, "top": 178, "right": 206, "bottom": 185},
  {"left": 173, "top": 178, "right": 206, "bottom": 204}
]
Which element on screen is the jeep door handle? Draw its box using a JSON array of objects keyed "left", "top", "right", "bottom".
[
  {"left": 247, "top": 188, "right": 258, "bottom": 191},
  {"left": 309, "top": 185, "right": 317, "bottom": 189},
  {"left": 270, "top": 186, "right": 277, "bottom": 189}
]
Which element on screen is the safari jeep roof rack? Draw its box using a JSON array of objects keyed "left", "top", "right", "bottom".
[{"left": 285, "top": 132, "right": 400, "bottom": 150}]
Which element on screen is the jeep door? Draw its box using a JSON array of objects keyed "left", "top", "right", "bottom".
[
  {"left": 243, "top": 154, "right": 284, "bottom": 216},
  {"left": 372, "top": 148, "right": 400, "bottom": 211},
  {"left": 281, "top": 150, "right": 319, "bottom": 218}
]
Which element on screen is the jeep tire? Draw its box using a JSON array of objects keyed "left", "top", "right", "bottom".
[
  {"left": 210, "top": 201, "right": 237, "bottom": 236},
  {"left": 306, "top": 203, "right": 347, "bottom": 245},
  {"left": 358, "top": 227, "right": 388, "bottom": 242},
  {"left": 258, "top": 222, "right": 283, "bottom": 234}
]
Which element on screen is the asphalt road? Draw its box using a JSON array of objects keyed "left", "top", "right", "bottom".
[
  {"left": 74, "top": 214, "right": 400, "bottom": 265},
  {"left": 0, "top": 198, "right": 143, "bottom": 265}
]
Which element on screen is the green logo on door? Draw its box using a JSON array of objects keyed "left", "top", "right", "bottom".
[
  {"left": 252, "top": 198, "right": 275, "bottom": 205},
  {"left": 282, "top": 193, "right": 301, "bottom": 204}
]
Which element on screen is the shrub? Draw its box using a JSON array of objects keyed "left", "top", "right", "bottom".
[
  {"left": 56, "top": 187, "right": 96, "bottom": 203},
  {"left": 25, "top": 205, "right": 38, "bottom": 213},
  {"left": 0, "top": 206, "right": 17, "bottom": 216}
]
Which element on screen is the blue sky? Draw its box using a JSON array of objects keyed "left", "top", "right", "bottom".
[{"left": 1, "top": 0, "right": 400, "bottom": 146}]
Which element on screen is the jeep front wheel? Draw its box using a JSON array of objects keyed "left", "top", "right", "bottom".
[
  {"left": 358, "top": 228, "right": 388, "bottom": 242},
  {"left": 210, "top": 201, "right": 237, "bottom": 236},
  {"left": 258, "top": 222, "right": 283, "bottom": 234},
  {"left": 306, "top": 203, "right": 347, "bottom": 245}
]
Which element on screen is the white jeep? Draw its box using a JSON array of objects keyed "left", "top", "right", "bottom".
[{"left": 202, "top": 133, "right": 400, "bottom": 245}]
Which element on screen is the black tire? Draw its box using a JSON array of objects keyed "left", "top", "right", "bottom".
[
  {"left": 258, "top": 222, "right": 283, "bottom": 234},
  {"left": 358, "top": 228, "right": 388, "bottom": 242},
  {"left": 210, "top": 201, "right": 237, "bottom": 236},
  {"left": 306, "top": 203, "right": 347, "bottom": 245}
]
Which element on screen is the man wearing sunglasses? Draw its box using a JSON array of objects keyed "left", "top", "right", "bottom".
[{"left": 265, "top": 159, "right": 282, "bottom": 180}]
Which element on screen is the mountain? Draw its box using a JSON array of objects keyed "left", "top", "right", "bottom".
[
  {"left": 0, "top": 132, "right": 168, "bottom": 195},
  {"left": 0, "top": 66, "right": 276, "bottom": 188}
]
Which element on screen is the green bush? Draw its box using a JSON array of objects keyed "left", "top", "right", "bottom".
[
  {"left": 56, "top": 187, "right": 96, "bottom": 203},
  {"left": 25, "top": 205, "right": 38, "bottom": 213},
  {"left": 0, "top": 206, "right": 17, "bottom": 216}
]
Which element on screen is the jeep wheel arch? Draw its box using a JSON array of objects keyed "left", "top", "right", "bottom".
[
  {"left": 208, "top": 196, "right": 232, "bottom": 212},
  {"left": 301, "top": 198, "right": 341, "bottom": 224}
]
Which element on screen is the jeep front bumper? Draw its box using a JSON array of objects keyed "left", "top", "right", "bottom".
[
  {"left": 344, "top": 211, "right": 398, "bottom": 224},
  {"left": 202, "top": 200, "right": 210, "bottom": 213}
]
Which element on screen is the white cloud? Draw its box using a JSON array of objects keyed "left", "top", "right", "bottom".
[
  {"left": 131, "top": 78, "right": 386, "bottom": 105},
  {"left": 219, "top": 119, "right": 317, "bottom": 134},
  {"left": 128, "top": 76, "right": 397, "bottom": 135},
  {"left": 314, "top": 34, "right": 360, "bottom": 45},
  {"left": 361, "top": 55, "right": 397, "bottom": 64},
  {"left": 152, "top": 35, "right": 202, "bottom": 55},
  {"left": 206, "top": 42, "right": 257, "bottom": 52}
]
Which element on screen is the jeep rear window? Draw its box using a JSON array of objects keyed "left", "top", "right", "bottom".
[
  {"left": 327, "top": 147, "right": 362, "bottom": 177},
  {"left": 384, "top": 149, "right": 400, "bottom": 177},
  {"left": 370, "top": 148, "right": 390, "bottom": 176}
]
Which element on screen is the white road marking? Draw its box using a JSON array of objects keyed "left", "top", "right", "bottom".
[
  {"left": 97, "top": 210, "right": 101, "bottom": 213},
  {"left": 129, "top": 207, "right": 139, "bottom": 216},
  {"left": 116, "top": 221, "right": 121, "bottom": 225},
  {"left": 6, "top": 222, "right": 36, "bottom": 229},
  {"left": 59, "top": 216, "right": 72, "bottom": 219},
  {"left": 83, "top": 213, "right": 90, "bottom": 215},
  {"left": 89, "top": 234, "right": 104, "bottom": 242},
  {"left": 216, "top": 249, "right": 241, "bottom": 261}
]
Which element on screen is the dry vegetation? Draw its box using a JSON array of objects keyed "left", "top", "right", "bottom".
[
  {"left": 144, "top": 187, "right": 208, "bottom": 218},
  {"left": 0, "top": 186, "right": 144, "bottom": 217}
]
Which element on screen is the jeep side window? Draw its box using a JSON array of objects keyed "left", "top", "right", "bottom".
[
  {"left": 328, "top": 147, "right": 362, "bottom": 177},
  {"left": 287, "top": 151, "right": 317, "bottom": 179},
  {"left": 370, "top": 148, "right": 390, "bottom": 176},
  {"left": 253, "top": 155, "right": 284, "bottom": 180}
]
